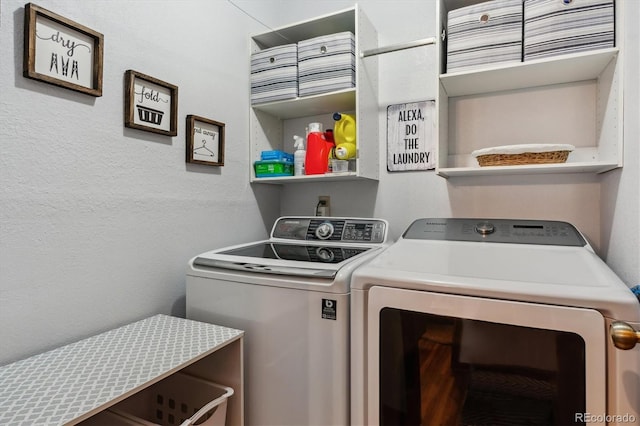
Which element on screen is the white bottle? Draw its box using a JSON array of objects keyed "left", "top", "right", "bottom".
[{"left": 293, "top": 135, "right": 306, "bottom": 176}]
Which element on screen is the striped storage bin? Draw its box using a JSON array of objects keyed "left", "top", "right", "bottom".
[
  {"left": 446, "top": 0, "right": 523, "bottom": 73},
  {"left": 297, "top": 32, "right": 355, "bottom": 97},
  {"left": 524, "top": 0, "right": 614, "bottom": 61},
  {"left": 251, "top": 44, "right": 298, "bottom": 105}
]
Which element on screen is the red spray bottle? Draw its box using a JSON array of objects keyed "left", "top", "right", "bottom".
[{"left": 305, "top": 122, "right": 335, "bottom": 174}]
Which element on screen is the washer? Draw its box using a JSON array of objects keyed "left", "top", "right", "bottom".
[
  {"left": 186, "top": 216, "right": 388, "bottom": 426},
  {"left": 351, "top": 218, "right": 640, "bottom": 426}
]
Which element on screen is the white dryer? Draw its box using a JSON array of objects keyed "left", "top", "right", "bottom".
[
  {"left": 351, "top": 218, "right": 640, "bottom": 426},
  {"left": 186, "top": 216, "right": 388, "bottom": 426}
]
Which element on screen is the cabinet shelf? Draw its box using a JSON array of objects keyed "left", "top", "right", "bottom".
[
  {"left": 435, "top": 0, "right": 624, "bottom": 178},
  {"left": 252, "top": 89, "right": 356, "bottom": 120},
  {"left": 440, "top": 48, "right": 619, "bottom": 97},
  {"left": 252, "top": 172, "right": 365, "bottom": 184},
  {"left": 438, "top": 161, "right": 621, "bottom": 178},
  {"left": 249, "top": 5, "right": 379, "bottom": 184}
]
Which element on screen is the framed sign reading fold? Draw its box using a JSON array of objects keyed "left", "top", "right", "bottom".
[
  {"left": 124, "top": 70, "right": 178, "bottom": 136},
  {"left": 23, "top": 2, "right": 104, "bottom": 97}
]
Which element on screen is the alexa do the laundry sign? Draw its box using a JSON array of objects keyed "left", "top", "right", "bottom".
[{"left": 387, "top": 100, "right": 435, "bottom": 171}]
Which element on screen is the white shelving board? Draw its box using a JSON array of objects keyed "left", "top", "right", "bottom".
[
  {"left": 435, "top": 0, "right": 624, "bottom": 178},
  {"left": 249, "top": 6, "right": 379, "bottom": 184},
  {"left": 440, "top": 48, "right": 619, "bottom": 97}
]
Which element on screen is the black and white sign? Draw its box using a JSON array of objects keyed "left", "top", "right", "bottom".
[
  {"left": 387, "top": 100, "right": 436, "bottom": 172},
  {"left": 23, "top": 3, "right": 104, "bottom": 97},
  {"left": 322, "top": 299, "right": 337, "bottom": 320}
]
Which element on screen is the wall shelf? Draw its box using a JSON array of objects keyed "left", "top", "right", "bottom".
[
  {"left": 252, "top": 89, "right": 356, "bottom": 120},
  {"left": 440, "top": 48, "right": 619, "bottom": 98},
  {"left": 249, "top": 6, "right": 379, "bottom": 184},
  {"left": 435, "top": 0, "right": 624, "bottom": 178},
  {"left": 438, "top": 162, "right": 622, "bottom": 179}
]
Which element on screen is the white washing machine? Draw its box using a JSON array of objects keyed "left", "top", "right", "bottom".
[
  {"left": 186, "top": 216, "right": 388, "bottom": 426},
  {"left": 351, "top": 218, "right": 640, "bottom": 426}
]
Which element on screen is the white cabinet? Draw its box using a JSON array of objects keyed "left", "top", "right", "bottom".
[
  {"left": 435, "top": 0, "right": 624, "bottom": 178},
  {"left": 249, "top": 6, "right": 379, "bottom": 183}
]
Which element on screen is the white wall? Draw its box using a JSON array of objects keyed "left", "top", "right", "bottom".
[
  {"left": 0, "top": 0, "right": 280, "bottom": 365},
  {"left": 601, "top": 0, "right": 640, "bottom": 286},
  {"left": 274, "top": 0, "right": 639, "bottom": 281},
  {"left": 1, "top": 0, "right": 638, "bottom": 366}
]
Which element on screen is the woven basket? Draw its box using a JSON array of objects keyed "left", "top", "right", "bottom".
[{"left": 476, "top": 150, "right": 570, "bottom": 167}]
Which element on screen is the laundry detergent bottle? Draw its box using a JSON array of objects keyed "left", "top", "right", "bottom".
[
  {"left": 333, "top": 112, "right": 356, "bottom": 160},
  {"left": 305, "top": 122, "right": 332, "bottom": 174}
]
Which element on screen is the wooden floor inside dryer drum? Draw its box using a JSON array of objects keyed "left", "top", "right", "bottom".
[
  {"left": 419, "top": 323, "right": 468, "bottom": 426},
  {"left": 419, "top": 324, "right": 557, "bottom": 426}
]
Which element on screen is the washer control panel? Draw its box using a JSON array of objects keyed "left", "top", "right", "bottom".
[
  {"left": 403, "top": 218, "right": 586, "bottom": 246},
  {"left": 272, "top": 217, "right": 387, "bottom": 243}
]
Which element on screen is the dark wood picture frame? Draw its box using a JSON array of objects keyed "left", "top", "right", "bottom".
[
  {"left": 124, "top": 70, "right": 178, "bottom": 136},
  {"left": 23, "top": 2, "right": 104, "bottom": 97},
  {"left": 186, "top": 115, "right": 225, "bottom": 166}
]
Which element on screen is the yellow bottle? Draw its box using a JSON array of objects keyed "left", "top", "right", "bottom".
[{"left": 333, "top": 113, "right": 356, "bottom": 160}]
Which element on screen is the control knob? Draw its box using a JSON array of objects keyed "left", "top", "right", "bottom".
[
  {"left": 315, "top": 222, "right": 335, "bottom": 240},
  {"left": 475, "top": 221, "right": 495, "bottom": 236},
  {"left": 316, "top": 247, "right": 335, "bottom": 262}
]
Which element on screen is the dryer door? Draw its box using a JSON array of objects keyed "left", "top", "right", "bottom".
[{"left": 366, "top": 287, "right": 607, "bottom": 426}]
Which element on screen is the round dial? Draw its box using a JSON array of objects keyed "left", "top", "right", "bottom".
[
  {"left": 316, "top": 247, "right": 335, "bottom": 262},
  {"left": 315, "top": 222, "right": 335, "bottom": 240},
  {"left": 475, "top": 221, "right": 495, "bottom": 235}
]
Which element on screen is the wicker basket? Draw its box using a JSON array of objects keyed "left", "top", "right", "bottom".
[
  {"left": 476, "top": 150, "right": 571, "bottom": 166},
  {"left": 472, "top": 144, "right": 574, "bottom": 167}
]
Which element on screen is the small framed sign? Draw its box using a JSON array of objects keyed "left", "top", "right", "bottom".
[
  {"left": 124, "top": 70, "right": 178, "bottom": 136},
  {"left": 23, "top": 3, "right": 104, "bottom": 97},
  {"left": 387, "top": 100, "right": 436, "bottom": 172},
  {"left": 186, "top": 115, "right": 225, "bottom": 166}
]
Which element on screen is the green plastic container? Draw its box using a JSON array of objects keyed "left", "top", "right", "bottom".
[{"left": 254, "top": 160, "right": 294, "bottom": 177}]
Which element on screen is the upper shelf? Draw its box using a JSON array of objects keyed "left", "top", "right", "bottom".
[
  {"left": 251, "top": 8, "right": 355, "bottom": 49},
  {"left": 440, "top": 48, "right": 619, "bottom": 97},
  {"left": 251, "top": 88, "right": 356, "bottom": 119}
]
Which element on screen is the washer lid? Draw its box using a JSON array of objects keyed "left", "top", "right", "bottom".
[{"left": 193, "top": 241, "right": 376, "bottom": 279}]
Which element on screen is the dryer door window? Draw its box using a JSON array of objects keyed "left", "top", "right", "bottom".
[{"left": 366, "top": 287, "right": 607, "bottom": 426}]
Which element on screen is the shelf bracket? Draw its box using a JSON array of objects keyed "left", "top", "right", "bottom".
[{"left": 360, "top": 37, "right": 437, "bottom": 58}]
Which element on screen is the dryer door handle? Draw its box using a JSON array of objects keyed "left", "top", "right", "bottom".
[{"left": 610, "top": 321, "right": 640, "bottom": 350}]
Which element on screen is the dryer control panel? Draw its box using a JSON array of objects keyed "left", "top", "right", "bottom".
[
  {"left": 272, "top": 217, "right": 387, "bottom": 244},
  {"left": 403, "top": 218, "right": 586, "bottom": 246}
]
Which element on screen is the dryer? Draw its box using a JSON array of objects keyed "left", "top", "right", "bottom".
[
  {"left": 351, "top": 218, "right": 640, "bottom": 426},
  {"left": 186, "top": 216, "right": 388, "bottom": 426}
]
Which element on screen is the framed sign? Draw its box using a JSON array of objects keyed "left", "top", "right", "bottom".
[
  {"left": 124, "top": 70, "right": 178, "bottom": 136},
  {"left": 387, "top": 100, "right": 436, "bottom": 172},
  {"left": 23, "top": 3, "right": 104, "bottom": 97},
  {"left": 186, "top": 115, "right": 225, "bottom": 166}
]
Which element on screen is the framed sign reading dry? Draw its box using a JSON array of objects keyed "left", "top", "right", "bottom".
[
  {"left": 23, "top": 3, "right": 104, "bottom": 97},
  {"left": 124, "top": 70, "right": 178, "bottom": 136},
  {"left": 186, "top": 115, "right": 225, "bottom": 166}
]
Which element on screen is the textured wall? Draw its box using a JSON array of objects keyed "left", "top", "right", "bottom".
[{"left": 0, "top": 0, "right": 280, "bottom": 365}]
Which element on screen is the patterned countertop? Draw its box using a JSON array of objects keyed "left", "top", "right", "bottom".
[{"left": 0, "top": 314, "right": 243, "bottom": 425}]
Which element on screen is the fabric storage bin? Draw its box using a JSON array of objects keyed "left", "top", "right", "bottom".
[
  {"left": 524, "top": 0, "right": 614, "bottom": 61},
  {"left": 446, "top": 0, "right": 523, "bottom": 73},
  {"left": 108, "top": 373, "right": 233, "bottom": 426},
  {"left": 297, "top": 31, "right": 355, "bottom": 97},
  {"left": 251, "top": 44, "right": 298, "bottom": 105}
]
